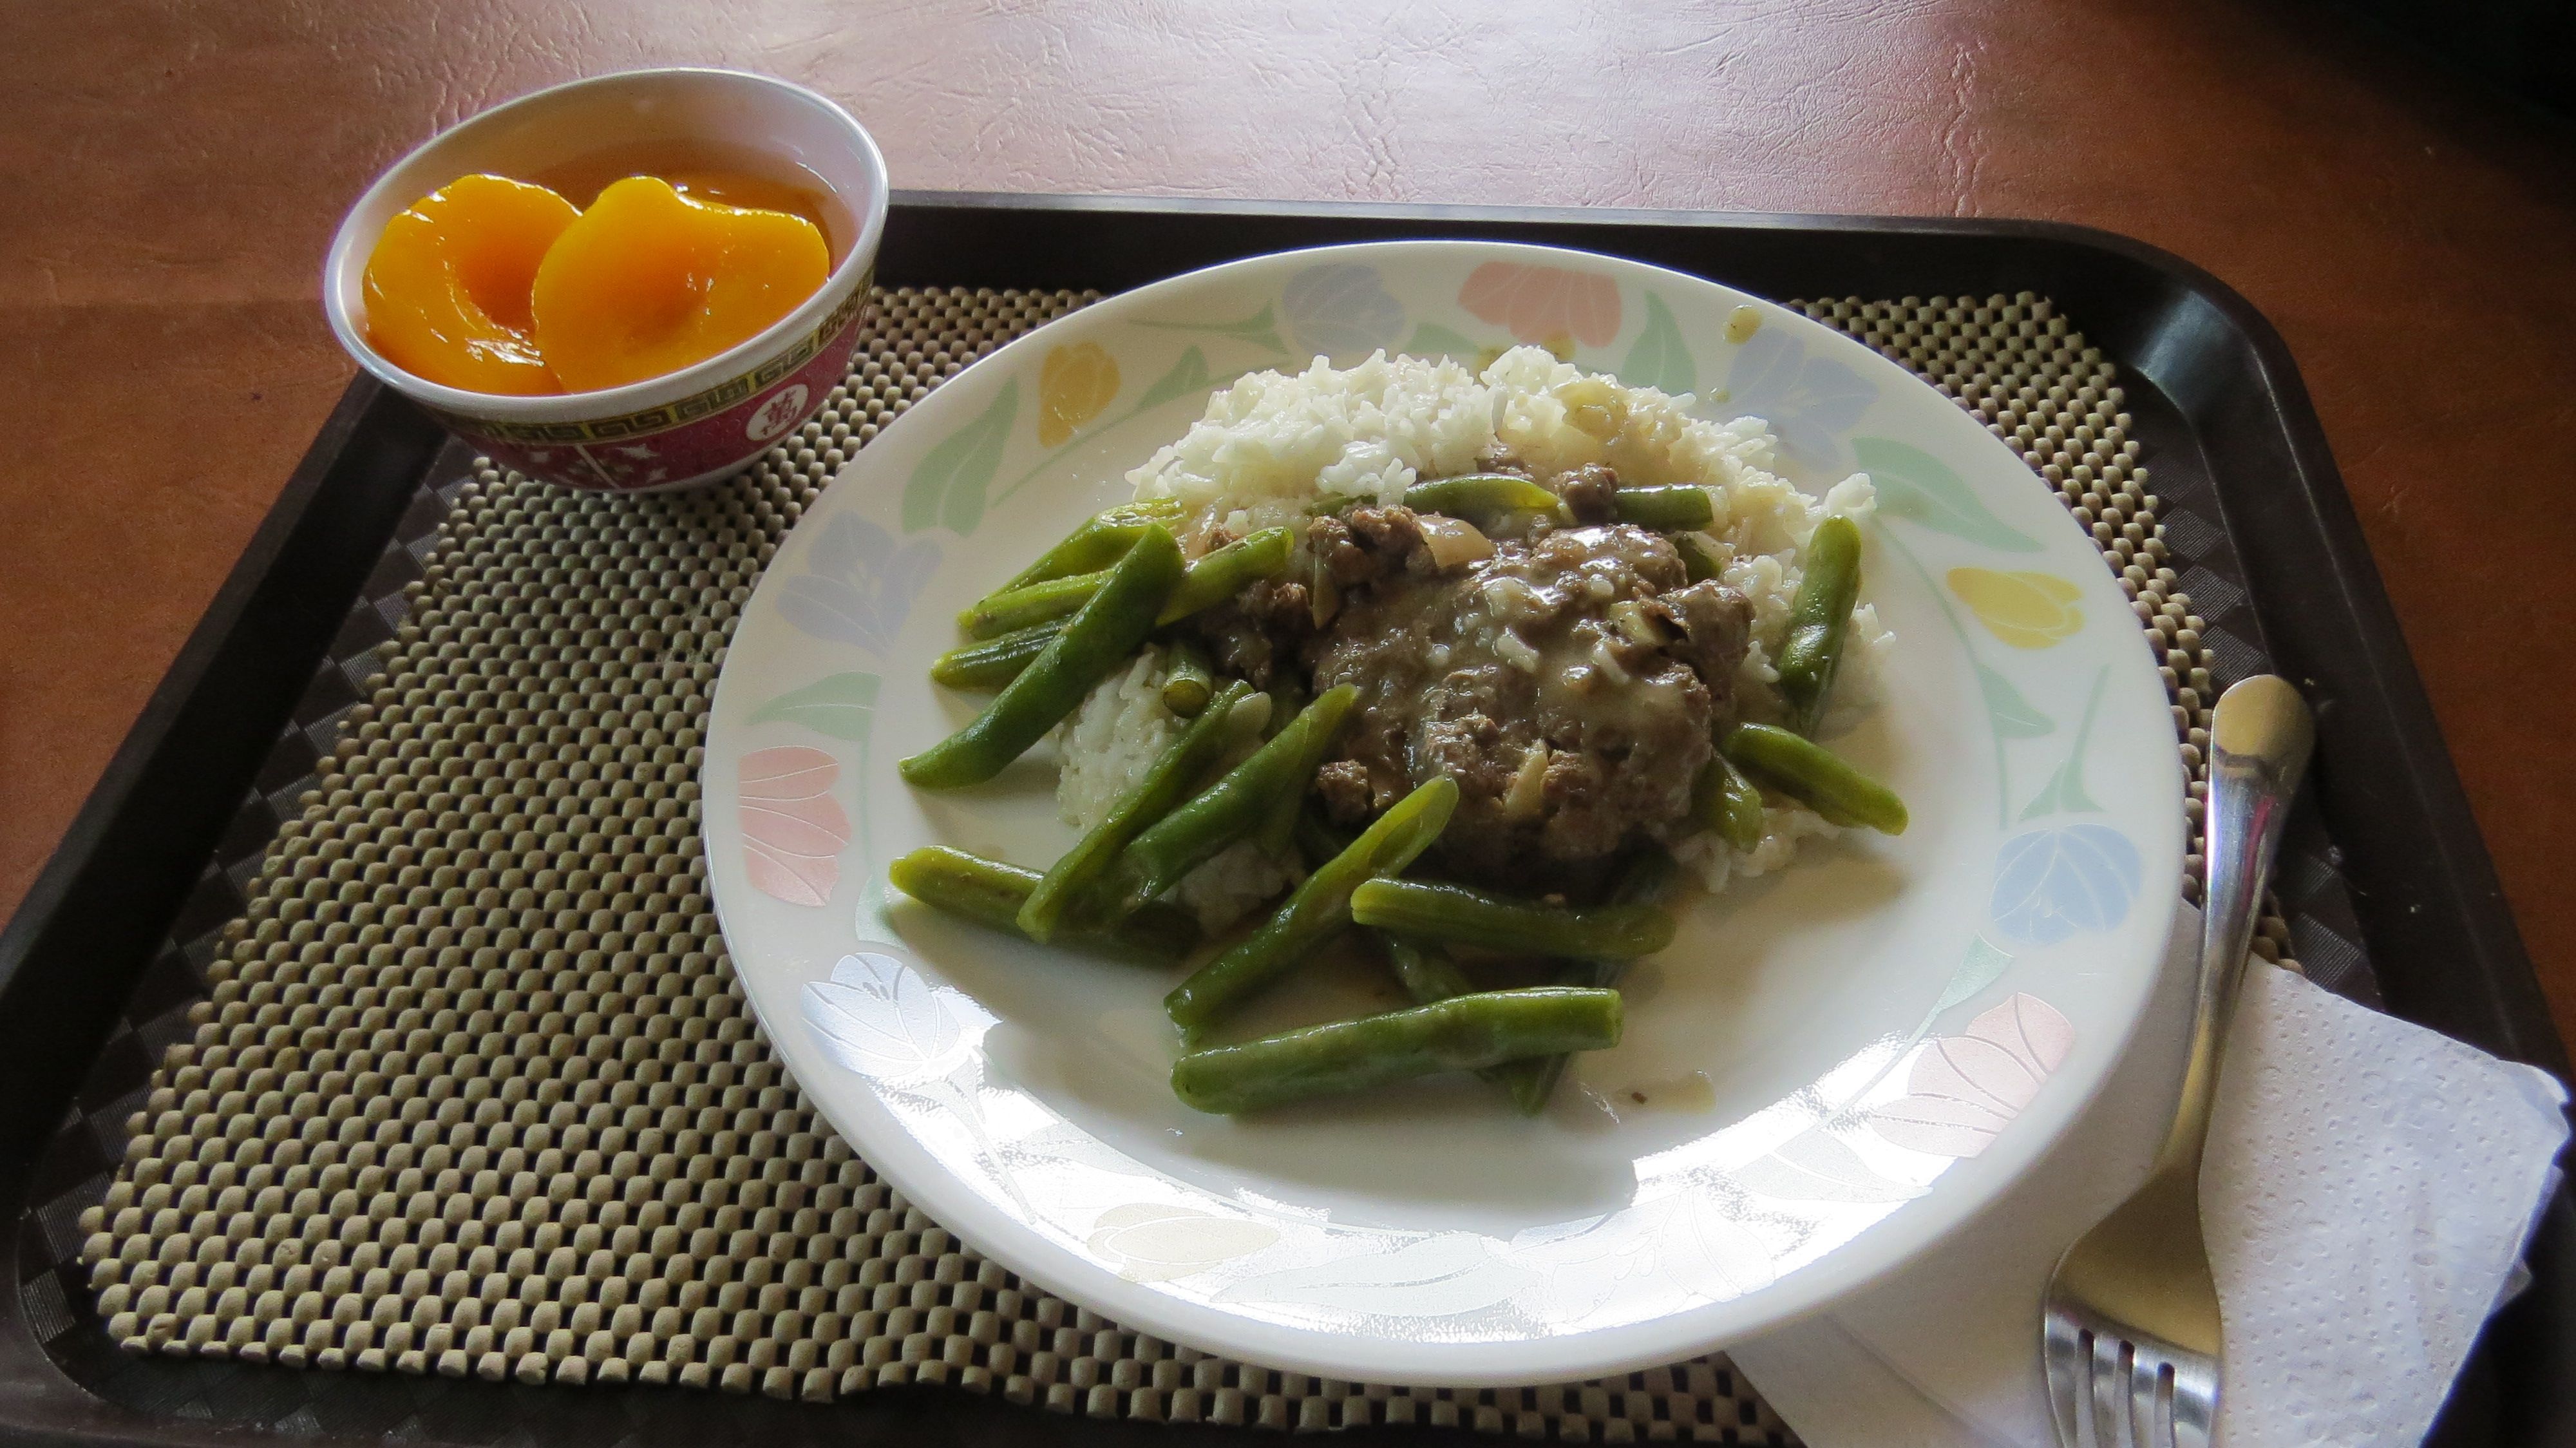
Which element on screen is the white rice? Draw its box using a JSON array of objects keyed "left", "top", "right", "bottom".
[
  {"left": 1053, "top": 651, "right": 1182, "bottom": 830},
  {"left": 1050, "top": 647, "right": 1299, "bottom": 931},
  {"left": 1054, "top": 345, "right": 1893, "bottom": 907}
]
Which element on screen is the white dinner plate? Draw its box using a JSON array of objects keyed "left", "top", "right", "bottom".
[{"left": 701, "top": 241, "right": 2183, "bottom": 1385}]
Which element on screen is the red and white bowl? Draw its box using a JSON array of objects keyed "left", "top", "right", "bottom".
[{"left": 323, "top": 68, "right": 887, "bottom": 494}]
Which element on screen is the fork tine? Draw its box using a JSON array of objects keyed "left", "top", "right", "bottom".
[
  {"left": 2091, "top": 1332, "right": 2134, "bottom": 1448},
  {"left": 2043, "top": 1312, "right": 2089, "bottom": 1448},
  {"left": 2170, "top": 1353, "right": 2218, "bottom": 1448},
  {"left": 2132, "top": 1349, "right": 2172, "bottom": 1448}
]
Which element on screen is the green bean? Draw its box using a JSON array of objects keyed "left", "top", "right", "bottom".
[
  {"left": 1164, "top": 776, "right": 1458, "bottom": 1033},
  {"left": 1349, "top": 879, "right": 1675, "bottom": 960},
  {"left": 1264, "top": 676, "right": 1311, "bottom": 737},
  {"left": 1505, "top": 845, "right": 1683, "bottom": 1114},
  {"left": 1170, "top": 987, "right": 1622, "bottom": 1115},
  {"left": 1105, "top": 685, "right": 1357, "bottom": 915},
  {"left": 961, "top": 525, "right": 1292, "bottom": 641},
  {"left": 1606, "top": 840, "right": 1685, "bottom": 910},
  {"left": 887, "top": 846, "right": 1200, "bottom": 964},
  {"left": 1367, "top": 882, "right": 1535, "bottom": 1107},
  {"left": 994, "top": 499, "right": 1182, "bottom": 595},
  {"left": 1382, "top": 933, "right": 1477, "bottom": 1004},
  {"left": 1673, "top": 531, "right": 1727, "bottom": 584},
  {"left": 1253, "top": 786, "right": 1305, "bottom": 862},
  {"left": 1719, "top": 721, "right": 1907, "bottom": 834},
  {"left": 1293, "top": 806, "right": 1355, "bottom": 872},
  {"left": 1778, "top": 515, "right": 1862, "bottom": 735},
  {"left": 959, "top": 569, "right": 1104, "bottom": 640},
  {"left": 1159, "top": 642, "right": 1216, "bottom": 718},
  {"left": 1613, "top": 485, "right": 1715, "bottom": 531},
  {"left": 1157, "top": 527, "right": 1292, "bottom": 625},
  {"left": 1019, "top": 682, "right": 1258, "bottom": 944},
  {"left": 1379, "top": 932, "right": 1557, "bottom": 1110},
  {"left": 929, "top": 622, "right": 1059, "bottom": 692},
  {"left": 1692, "top": 752, "right": 1768, "bottom": 853},
  {"left": 901, "top": 527, "right": 1184, "bottom": 789},
  {"left": 1249, "top": 691, "right": 1338, "bottom": 861},
  {"left": 1402, "top": 473, "right": 1566, "bottom": 521}
]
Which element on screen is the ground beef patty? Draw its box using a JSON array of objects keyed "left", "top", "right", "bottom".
[{"left": 1308, "top": 515, "right": 1751, "bottom": 893}]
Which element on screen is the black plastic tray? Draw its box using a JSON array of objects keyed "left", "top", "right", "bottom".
[{"left": 3, "top": 195, "right": 2566, "bottom": 1447}]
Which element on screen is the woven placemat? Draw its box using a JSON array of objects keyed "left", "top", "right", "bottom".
[{"left": 46, "top": 283, "right": 2380, "bottom": 1443}]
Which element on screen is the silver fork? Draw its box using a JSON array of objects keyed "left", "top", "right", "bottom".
[{"left": 2041, "top": 674, "right": 2314, "bottom": 1448}]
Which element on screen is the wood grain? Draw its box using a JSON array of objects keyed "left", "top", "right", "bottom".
[{"left": 3, "top": 0, "right": 2572, "bottom": 1039}]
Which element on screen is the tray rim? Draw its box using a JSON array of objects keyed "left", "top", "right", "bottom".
[{"left": 1, "top": 195, "right": 2562, "bottom": 1448}]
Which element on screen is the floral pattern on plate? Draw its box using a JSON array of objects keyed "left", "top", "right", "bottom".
[
  {"left": 1868, "top": 995, "right": 2077, "bottom": 1158},
  {"left": 781, "top": 514, "right": 940, "bottom": 650},
  {"left": 1037, "top": 342, "right": 1122, "bottom": 448},
  {"left": 1459, "top": 260, "right": 1622, "bottom": 348},
  {"left": 1282, "top": 263, "right": 1408, "bottom": 359},
  {"left": 737, "top": 746, "right": 847, "bottom": 907},
  {"left": 1718, "top": 324, "right": 1877, "bottom": 475},
  {"left": 1951, "top": 567, "right": 2086, "bottom": 649}
]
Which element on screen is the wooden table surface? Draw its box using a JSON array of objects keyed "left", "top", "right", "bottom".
[{"left": 6, "top": 0, "right": 2573, "bottom": 1037}]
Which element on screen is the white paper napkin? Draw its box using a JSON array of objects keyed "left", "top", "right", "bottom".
[{"left": 1729, "top": 904, "right": 2570, "bottom": 1448}]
